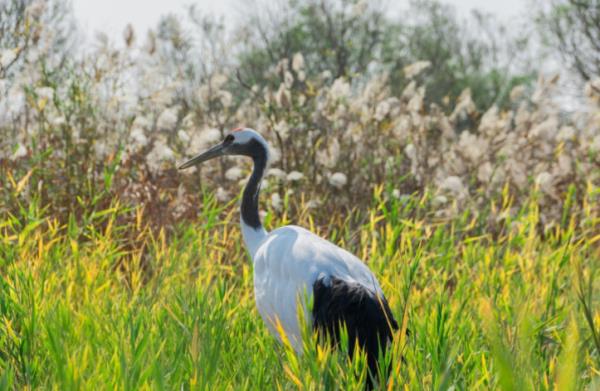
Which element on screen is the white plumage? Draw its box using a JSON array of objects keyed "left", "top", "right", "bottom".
[{"left": 250, "top": 224, "right": 383, "bottom": 351}]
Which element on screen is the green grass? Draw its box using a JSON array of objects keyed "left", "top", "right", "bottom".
[{"left": 0, "top": 188, "right": 599, "bottom": 390}]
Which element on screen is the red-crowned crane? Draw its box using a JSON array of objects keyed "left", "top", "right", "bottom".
[{"left": 179, "top": 128, "right": 398, "bottom": 388}]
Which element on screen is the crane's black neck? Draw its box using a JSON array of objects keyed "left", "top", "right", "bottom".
[{"left": 241, "top": 140, "right": 268, "bottom": 230}]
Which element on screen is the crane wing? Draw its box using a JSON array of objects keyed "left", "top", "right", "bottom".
[{"left": 312, "top": 276, "right": 397, "bottom": 386}]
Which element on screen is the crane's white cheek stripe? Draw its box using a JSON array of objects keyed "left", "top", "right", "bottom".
[
  {"left": 231, "top": 129, "right": 269, "bottom": 154},
  {"left": 232, "top": 129, "right": 257, "bottom": 144}
]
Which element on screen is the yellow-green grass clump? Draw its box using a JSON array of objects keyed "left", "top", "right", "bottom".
[{"left": 0, "top": 188, "right": 598, "bottom": 390}]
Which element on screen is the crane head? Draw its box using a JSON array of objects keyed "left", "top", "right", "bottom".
[{"left": 178, "top": 127, "right": 269, "bottom": 170}]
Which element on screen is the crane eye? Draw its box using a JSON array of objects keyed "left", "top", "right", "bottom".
[{"left": 224, "top": 134, "right": 234, "bottom": 144}]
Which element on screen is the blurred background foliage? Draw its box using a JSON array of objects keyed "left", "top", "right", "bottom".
[
  {"left": 537, "top": 0, "right": 600, "bottom": 84},
  {"left": 238, "top": 0, "right": 535, "bottom": 109},
  {"left": 1, "top": 0, "right": 598, "bottom": 235}
]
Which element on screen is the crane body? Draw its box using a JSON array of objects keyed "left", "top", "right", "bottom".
[{"left": 179, "top": 128, "right": 397, "bottom": 387}]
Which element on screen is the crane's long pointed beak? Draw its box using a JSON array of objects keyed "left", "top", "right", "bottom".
[{"left": 178, "top": 143, "right": 226, "bottom": 170}]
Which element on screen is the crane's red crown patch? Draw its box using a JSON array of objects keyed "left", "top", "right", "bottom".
[{"left": 232, "top": 127, "right": 245, "bottom": 132}]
